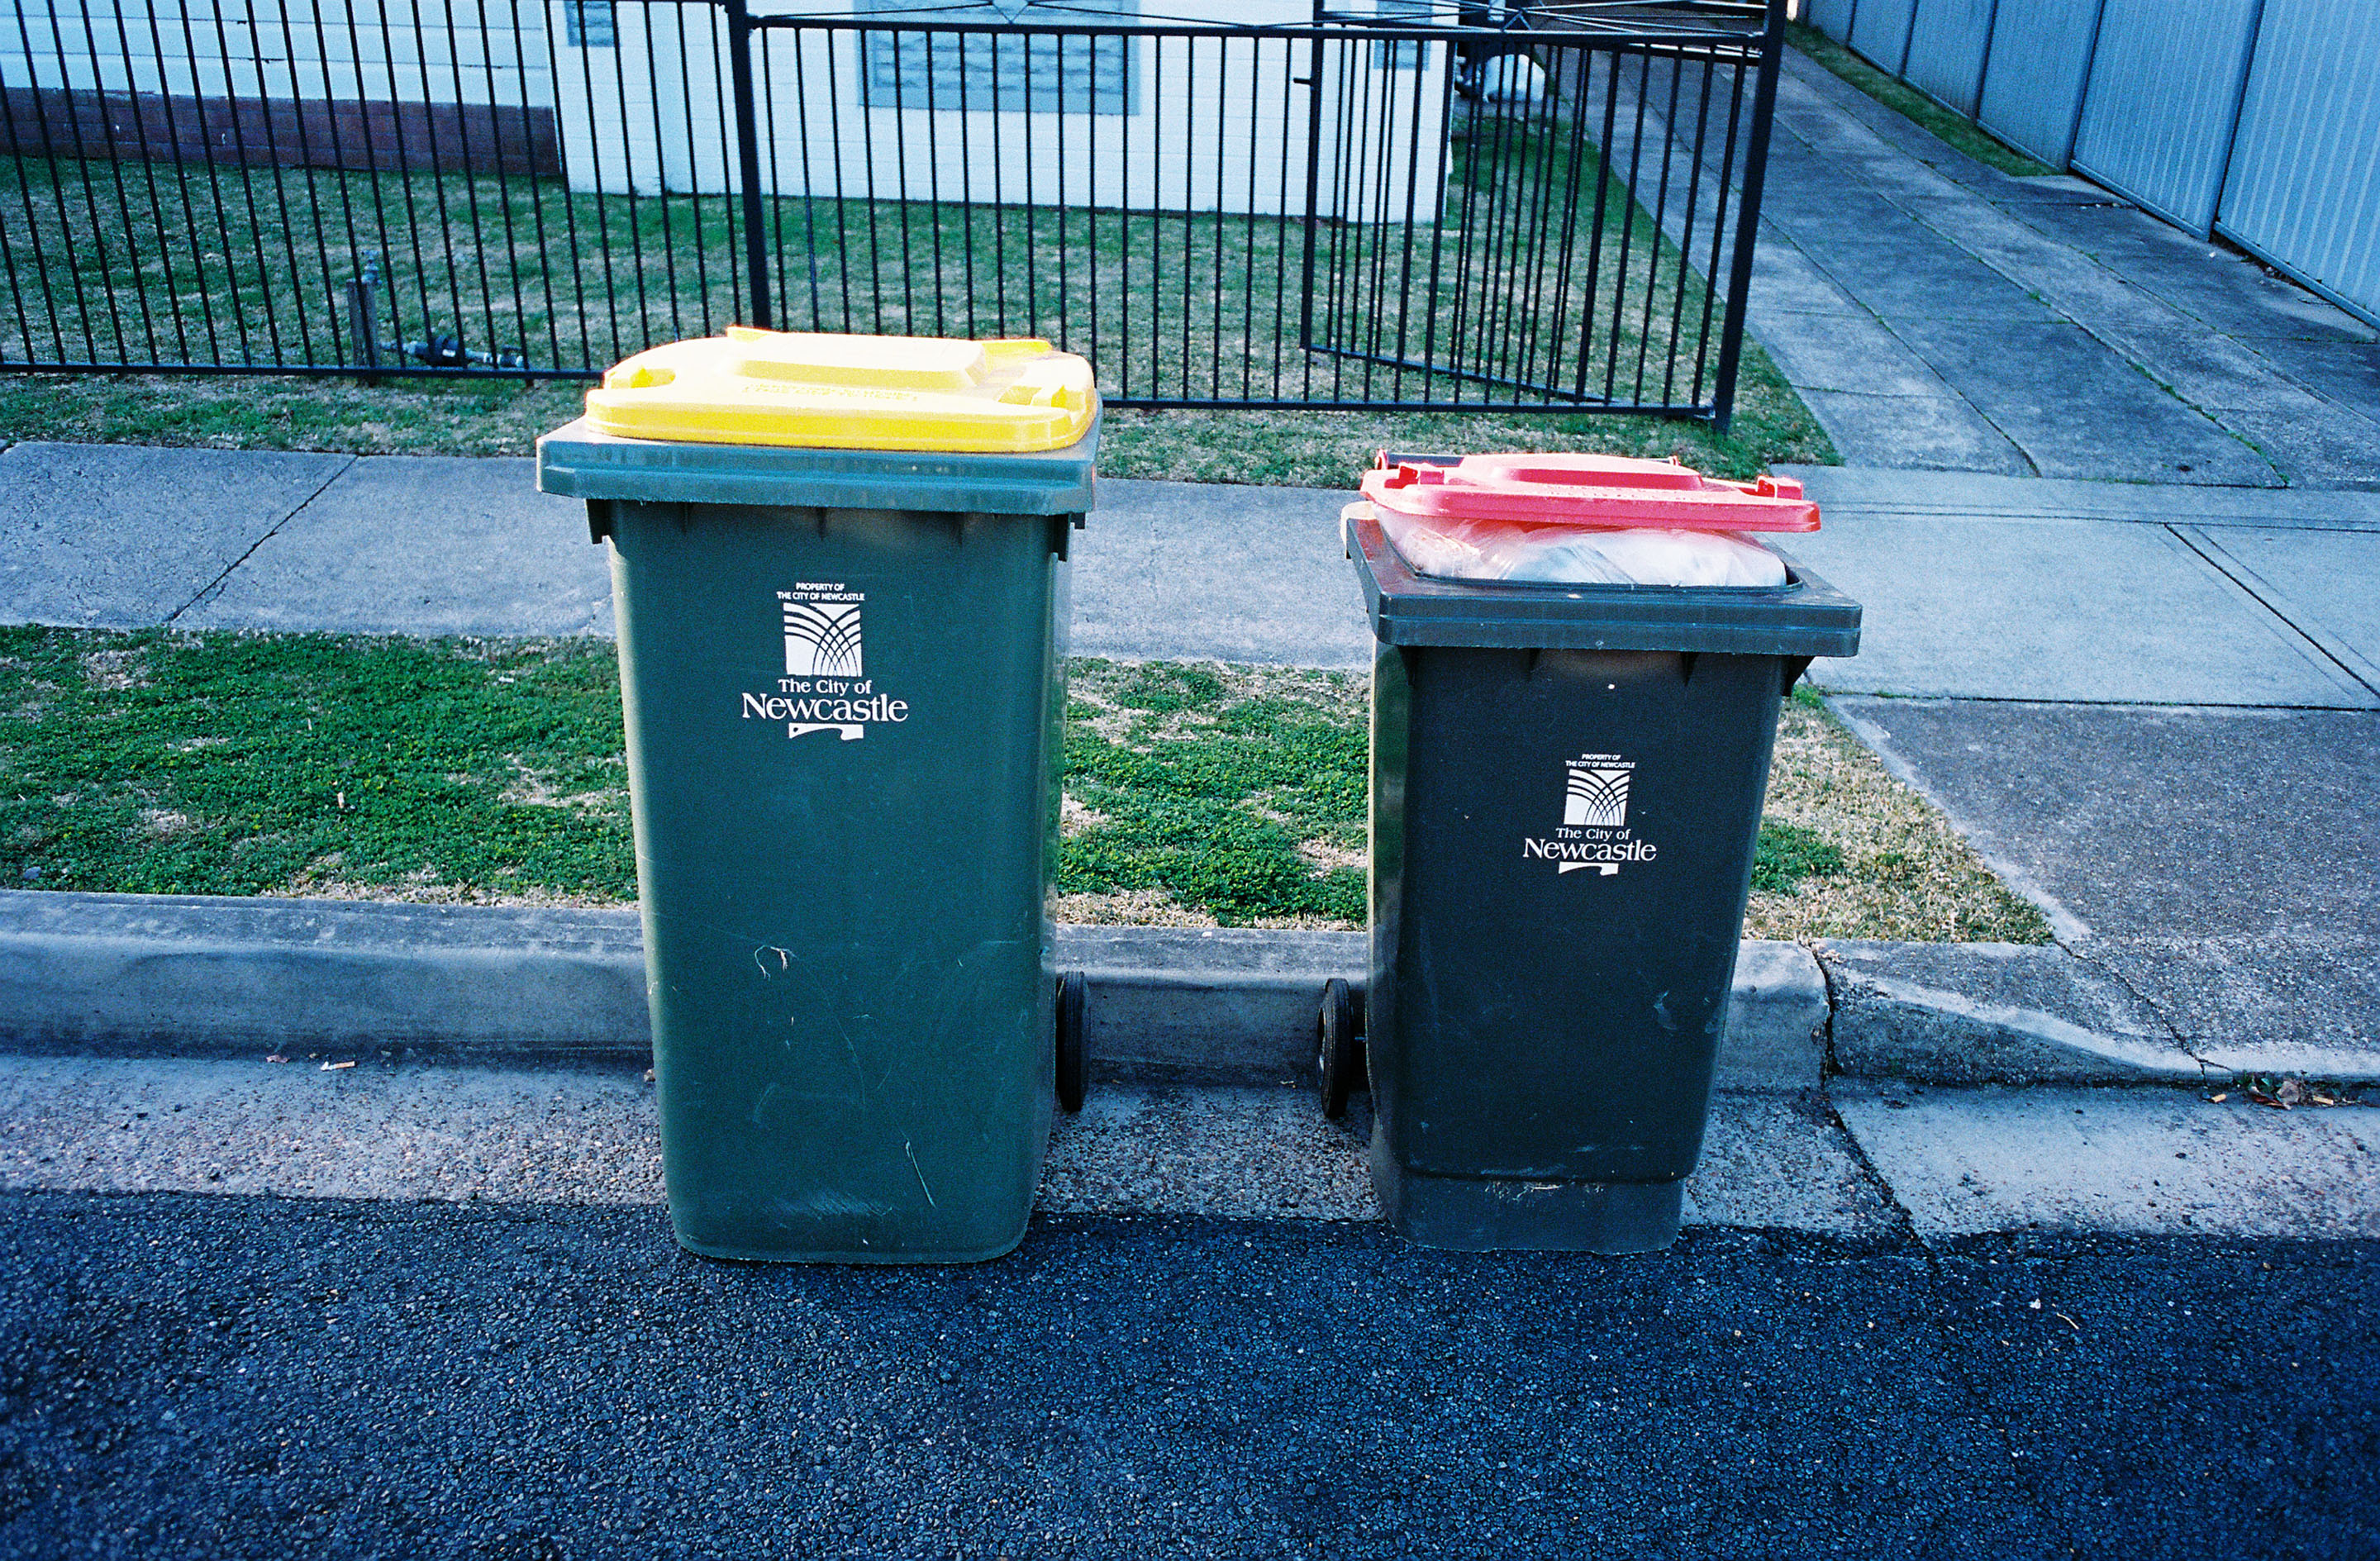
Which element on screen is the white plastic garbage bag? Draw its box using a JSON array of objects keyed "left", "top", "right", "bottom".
[
  {"left": 1480, "top": 54, "right": 1546, "bottom": 104},
  {"left": 1350, "top": 502, "right": 1788, "bottom": 588}
]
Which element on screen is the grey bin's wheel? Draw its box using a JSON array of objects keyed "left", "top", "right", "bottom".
[
  {"left": 1055, "top": 969, "right": 1088, "bottom": 1114},
  {"left": 1318, "top": 978, "right": 1365, "bottom": 1120}
]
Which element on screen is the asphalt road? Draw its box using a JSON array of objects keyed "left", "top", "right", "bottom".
[{"left": 0, "top": 1193, "right": 2372, "bottom": 1560}]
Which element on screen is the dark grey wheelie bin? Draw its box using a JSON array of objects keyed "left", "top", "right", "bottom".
[{"left": 1331, "top": 454, "right": 1862, "bottom": 1254}]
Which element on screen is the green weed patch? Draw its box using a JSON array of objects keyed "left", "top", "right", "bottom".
[
  {"left": 1060, "top": 661, "right": 1368, "bottom": 926},
  {"left": 1788, "top": 24, "right": 2059, "bottom": 178},
  {"left": 1749, "top": 818, "right": 1847, "bottom": 896},
  {"left": 0, "top": 627, "right": 630, "bottom": 901}
]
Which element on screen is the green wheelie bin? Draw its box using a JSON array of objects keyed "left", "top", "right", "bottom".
[
  {"left": 536, "top": 328, "right": 1099, "bottom": 1263},
  {"left": 1330, "top": 453, "right": 1861, "bottom": 1254}
]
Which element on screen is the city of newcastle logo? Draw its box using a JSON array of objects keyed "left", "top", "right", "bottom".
[
  {"left": 1564, "top": 765, "right": 1631, "bottom": 828},
  {"left": 740, "top": 585, "right": 911, "bottom": 742},
  {"left": 783, "top": 597, "right": 863, "bottom": 679},
  {"left": 1525, "top": 754, "right": 1654, "bottom": 876}
]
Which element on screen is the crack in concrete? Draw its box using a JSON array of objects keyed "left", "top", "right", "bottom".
[
  {"left": 164, "top": 454, "right": 357, "bottom": 624},
  {"left": 1810, "top": 939, "right": 1844, "bottom": 1080},
  {"left": 2051, "top": 937, "right": 2212, "bottom": 1078}
]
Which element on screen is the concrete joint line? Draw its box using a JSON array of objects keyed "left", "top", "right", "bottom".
[
  {"left": 1749, "top": 231, "right": 2038, "bottom": 474},
  {"left": 2167, "top": 525, "right": 2380, "bottom": 699}
]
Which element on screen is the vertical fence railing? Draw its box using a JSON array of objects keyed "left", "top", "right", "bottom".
[{"left": 0, "top": 0, "right": 1784, "bottom": 418}]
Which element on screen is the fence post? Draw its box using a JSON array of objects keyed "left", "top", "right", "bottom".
[
  {"left": 344, "top": 252, "right": 386, "bottom": 385},
  {"left": 724, "top": 0, "right": 774, "bottom": 331},
  {"left": 1297, "top": 0, "right": 1328, "bottom": 355},
  {"left": 1708, "top": 0, "right": 1785, "bottom": 435}
]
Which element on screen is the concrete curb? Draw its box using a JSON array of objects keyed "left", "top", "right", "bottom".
[
  {"left": 0, "top": 891, "right": 1826, "bottom": 1091},
  {"left": 3, "top": 892, "right": 2373, "bottom": 1087}
]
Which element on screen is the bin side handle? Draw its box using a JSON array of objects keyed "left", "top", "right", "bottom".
[
  {"left": 586, "top": 499, "right": 616, "bottom": 546},
  {"left": 1782, "top": 655, "right": 1812, "bottom": 697},
  {"left": 1051, "top": 513, "right": 1086, "bottom": 562}
]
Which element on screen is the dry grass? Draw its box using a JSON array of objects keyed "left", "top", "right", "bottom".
[
  {"left": 269, "top": 867, "right": 626, "bottom": 909},
  {"left": 1050, "top": 887, "right": 1219, "bottom": 927},
  {"left": 1744, "top": 697, "right": 2052, "bottom": 944}
]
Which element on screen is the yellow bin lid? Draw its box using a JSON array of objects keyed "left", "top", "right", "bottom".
[{"left": 583, "top": 327, "right": 1098, "bottom": 454}]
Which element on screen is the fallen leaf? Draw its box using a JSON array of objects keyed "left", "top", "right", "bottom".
[
  {"left": 265, "top": 1054, "right": 288, "bottom": 1065},
  {"left": 2276, "top": 1078, "right": 2307, "bottom": 1107},
  {"left": 321, "top": 1060, "right": 355, "bottom": 1072},
  {"left": 644, "top": 1068, "right": 656, "bottom": 1083},
  {"left": 2248, "top": 1088, "right": 2285, "bottom": 1110}
]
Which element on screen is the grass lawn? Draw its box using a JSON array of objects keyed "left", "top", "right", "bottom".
[
  {"left": 2, "top": 134, "right": 1743, "bottom": 402},
  {"left": 0, "top": 627, "right": 2047, "bottom": 943},
  {"left": 1787, "top": 23, "right": 2060, "bottom": 178}
]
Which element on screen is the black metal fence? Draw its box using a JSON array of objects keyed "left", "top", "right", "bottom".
[{"left": 0, "top": 0, "right": 1782, "bottom": 420}]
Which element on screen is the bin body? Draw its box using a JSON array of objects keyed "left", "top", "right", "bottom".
[
  {"left": 1349, "top": 507, "right": 1859, "bottom": 1254},
  {"left": 540, "top": 397, "right": 1095, "bottom": 1263}
]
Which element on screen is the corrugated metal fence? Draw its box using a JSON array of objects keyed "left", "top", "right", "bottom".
[{"left": 1806, "top": 0, "right": 2380, "bottom": 327}]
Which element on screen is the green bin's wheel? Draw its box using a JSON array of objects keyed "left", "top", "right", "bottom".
[
  {"left": 1054, "top": 969, "right": 1088, "bottom": 1114},
  {"left": 1318, "top": 978, "right": 1365, "bottom": 1121}
]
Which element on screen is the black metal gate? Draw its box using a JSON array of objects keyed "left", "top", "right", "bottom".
[{"left": 0, "top": 0, "right": 1782, "bottom": 421}]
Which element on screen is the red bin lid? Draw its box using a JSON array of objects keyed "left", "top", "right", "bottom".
[{"left": 1358, "top": 452, "right": 1821, "bottom": 532}]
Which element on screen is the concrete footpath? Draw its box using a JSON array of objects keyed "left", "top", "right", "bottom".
[
  {"left": 1729, "top": 50, "right": 2380, "bottom": 487},
  {"left": 0, "top": 443, "right": 1378, "bottom": 667},
  {"left": 6, "top": 441, "right": 2378, "bottom": 698}
]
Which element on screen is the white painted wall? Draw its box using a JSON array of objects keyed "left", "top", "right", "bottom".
[
  {"left": 546, "top": 0, "right": 715, "bottom": 194},
  {"left": 549, "top": 0, "right": 1454, "bottom": 218},
  {"left": 6, "top": 0, "right": 1457, "bottom": 220}
]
